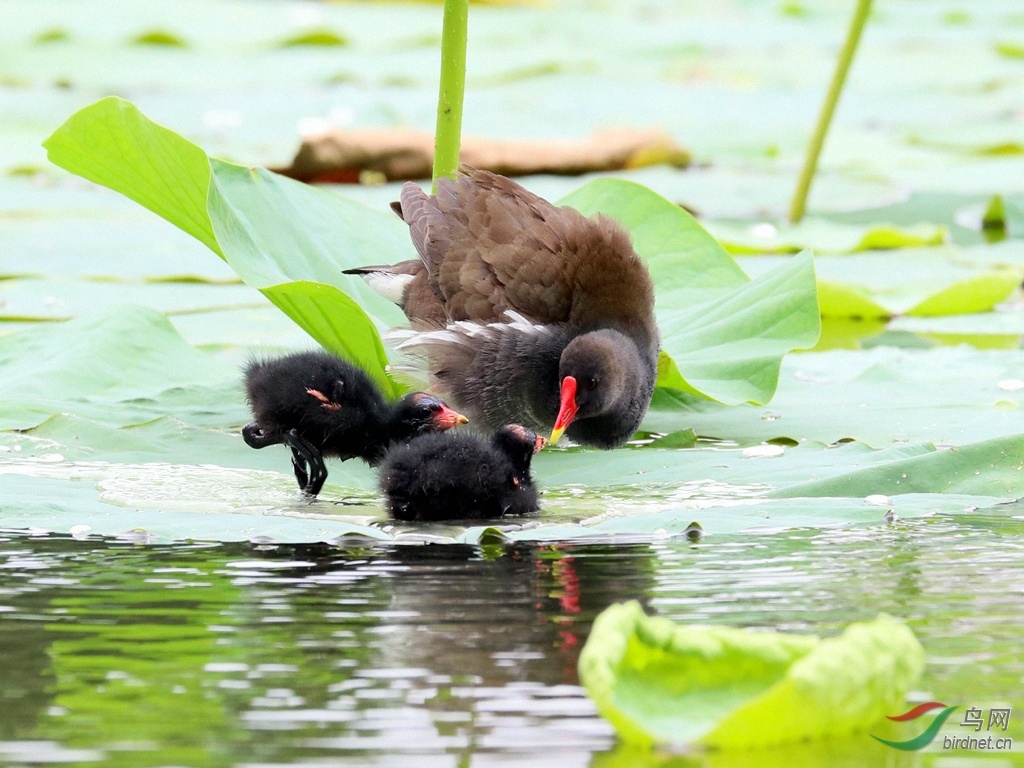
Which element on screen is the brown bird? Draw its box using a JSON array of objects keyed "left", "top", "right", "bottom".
[{"left": 344, "top": 168, "right": 659, "bottom": 449}]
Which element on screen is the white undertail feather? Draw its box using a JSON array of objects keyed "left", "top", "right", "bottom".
[{"left": 361, "top": 272, "right": 415, "bottom": 305}]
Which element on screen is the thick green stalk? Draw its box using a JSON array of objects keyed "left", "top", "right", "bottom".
[
  {"left": 788, "top": 0, "right": 873, "bottom": 223},
  {"left": 432, "top": 0, "right": 469, "bottom": 190}
]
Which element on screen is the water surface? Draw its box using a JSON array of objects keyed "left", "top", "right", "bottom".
[{"left": 2, "top": 509, "right": 1022, "bottom": 766}]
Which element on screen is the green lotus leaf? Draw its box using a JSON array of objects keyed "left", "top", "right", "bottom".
[
  {"left": 45, "top": 99, "right": 818, "bottom": 408},
  {"left": 560, "top": 180, "right": 821, "bottom": 404},
  {"left": 44, "top": 97, "right": 406, "bottom": 397},
  {"left": 707, "top": 218, "right": 946, "bottom": 255},
  {"left": 578, "top": 601, "right": 923, "bottom": 749}
]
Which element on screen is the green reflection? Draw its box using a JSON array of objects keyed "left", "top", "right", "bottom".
[{"left": 1, "top": 524, "right": 1021, "bottom": 766}]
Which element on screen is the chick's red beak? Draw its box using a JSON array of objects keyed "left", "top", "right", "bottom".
[
  {"left": 549, "top": 376, "right": 578, "bottom": 445},
  {"left": 533, "top": 434, "right": 548, "bottom": 454},
  {"left": 433, "top": 403, "right": 469, "bottom": 430}
]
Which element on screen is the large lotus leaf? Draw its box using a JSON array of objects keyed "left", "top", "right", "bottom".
[
  {"left": 1, "top": 213, "right": 236, "bottom": 282},
  {"left": 0, "top": 304, "right": 247, "bottom": 432},
  {"left": 644, "top": 344, "right": 1024, "bottom": 449},
  {"left": 772, "top": 433, "right": 1024, "bottom": 499},
  {"left": 0, "top": 445, "right": 1006, "bottom": 542},
  {"left": 528, "top": 431, "right": 1024, "bottom": 505},
  {"left": 46, "top": 98, "right": 819, "bottom": 407},
  {"left": 258, "top": 281, "right": 392, "bottom": 390},
  {"left": 654, "top": 253, "right": 819, "bottom": 404},
  {"left": 41, "top": 96, "right": 219, "bottom": 253},
  {"left": 0, "top": 473, "right": 386, "bottom": 545},
  {"left": 706, "top": 218, "right": 947, "bottom": 255},
  {"left": 0, "top": 303, "right": 234, "bottom": 403},
  {"left": 461, "top": 493, "right": 1001, "bottom": 544},
  {"left": 0, "top": 277, "right": 257, "bottom": 321},
  {"left": 44, "top": 97, "right": 405, "bottom": 397},
  {"left": 167, "top": 304, "right": 316, "bottom": 352},
  {"left": 559, "top": 180, "right": 821, "bottom": 404},
  {"left": 889, "top": 308, "right": 1024, "bottom": 339},
  {"left": 5, "top": 307, "right": 1024, "bottom": 543},
  {"left": 13, "top": 413, "right": 291, "bottom": 474},
  {"left": 0, "top": 413, "right": 1009, "bottom": 543},
  {"left": 577, "top": 602, "right": 923, "bottom": 748},
  {"left": 204, "top": 159, "right": 408, "bottom": 327},
  {"left": 818, "top": 270, "right": 1021, "bottom": 319},
  {"left": 740, "top": 251, "right": 1022, "bottom": 319},
  {"left": 557, "top": 178, "right": 747, "bottom": 300}
]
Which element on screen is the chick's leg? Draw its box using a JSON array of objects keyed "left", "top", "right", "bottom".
[{"left": 282, "top": 429, "right": 328, "bottom": 496}]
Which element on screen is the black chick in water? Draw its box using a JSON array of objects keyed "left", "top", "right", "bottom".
[
  {"left": 243, "top": 351, "right": 468, "bottom": 496},
  {"left": 379, "top": 424, "right": 546, "bottom": 521}
]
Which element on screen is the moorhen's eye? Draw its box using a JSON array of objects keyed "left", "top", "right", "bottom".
[{"left": 586, "top": 378, "right": 599, "bottom": 391}]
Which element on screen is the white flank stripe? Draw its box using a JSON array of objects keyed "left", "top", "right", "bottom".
[
  {"left": 393, "top": 314, "right": 554, "bottom": 353},
  {"left": 501, "top": 310, "right": 550, "bottom": 336}
]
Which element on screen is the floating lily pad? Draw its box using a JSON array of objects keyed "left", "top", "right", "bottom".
[
  {"left": 577, "top": 602, "right": 923, "bottom": 748},
  {"left": 33, "top": 28, "right": 70, "bottom": 44},
  {"left": 740, "top": 250, "right": 1022, "bottom": 319},
  {"left": 645, "top": 344, "right": 1024, "bottom": 449},
  {"left": 129, "top": 30, "right": 189, "bottom": 47},
  {"left": 708, "top": 219, "right": 947, "bottom": 255},
  {"left": 277, "top": 28, "right": 348, "bottom": 48},
  {"left": 0, "top": 305, "right": 244, "bottom": 432},
  {"left": 4, "top": 307, "right": 1024, "bottom": 544}
]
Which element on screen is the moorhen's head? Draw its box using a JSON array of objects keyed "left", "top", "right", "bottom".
[
  {"left": 551, "top": 329, "right": 647, "bottom": 446},
  {"left": 492, "top": 424, "right": 547, "bottom": 472},
  {"left": 389, "top": 392, "right": 468, "bottom": 440}
]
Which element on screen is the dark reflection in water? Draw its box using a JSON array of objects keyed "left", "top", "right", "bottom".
[{"left": 0, "top": 512, "right": 1022, "bottom": 767}]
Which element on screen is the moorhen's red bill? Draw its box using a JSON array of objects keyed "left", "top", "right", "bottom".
[
  {"left": 344, "top": 168, "right": 659, "bottom": 449},
  {"left": 243, "top": 351, "right": 467, "bottom": 496},
  {"left": 379, "top": 424, "right": 546, "bottom": 521}
]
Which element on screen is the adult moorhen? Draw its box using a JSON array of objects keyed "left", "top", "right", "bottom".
[
  {"left": 243, "top": 351, "right": 467, "bottom": 496},
  {"left": 379, "top": 424, "right": 546, "bottom": 521},
  {"left": 344, "top": 168, "right": 659, "bottom": 449}
]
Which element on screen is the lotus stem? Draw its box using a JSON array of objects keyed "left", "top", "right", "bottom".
[
  {"left": 788, "top": 0, "right": 873, "bottom": 223},
  {"left": 432, "top": 0, "right": 469, "bottom": 190}
]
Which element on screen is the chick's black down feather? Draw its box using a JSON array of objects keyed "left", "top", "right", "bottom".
[
  {"left": 243, "top": 351, "right": 467, "bottom": 496},
  {"left": 244, "top": 351, "right": 390, "bottom": 463},
  {"left": 379, "top": 426, "right": 542, "bottom": 522}
]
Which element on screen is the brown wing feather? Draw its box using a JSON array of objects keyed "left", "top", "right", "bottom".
[
  {"left": 399, "top": 183, "right": 444, "bottom": 278},
  {"left": 402, "top": 266, "right": 448, "bottom": 327},
  {"left": 400, "top": 169, "right": 655, "bottom": 340}
]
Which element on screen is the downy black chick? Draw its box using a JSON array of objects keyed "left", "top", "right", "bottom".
[
  {"left": 243, "top": 351, "right": 467, "bottom": 496},
  {"left": 379, "top": 424, "right": 546, "bottom": 521}
]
